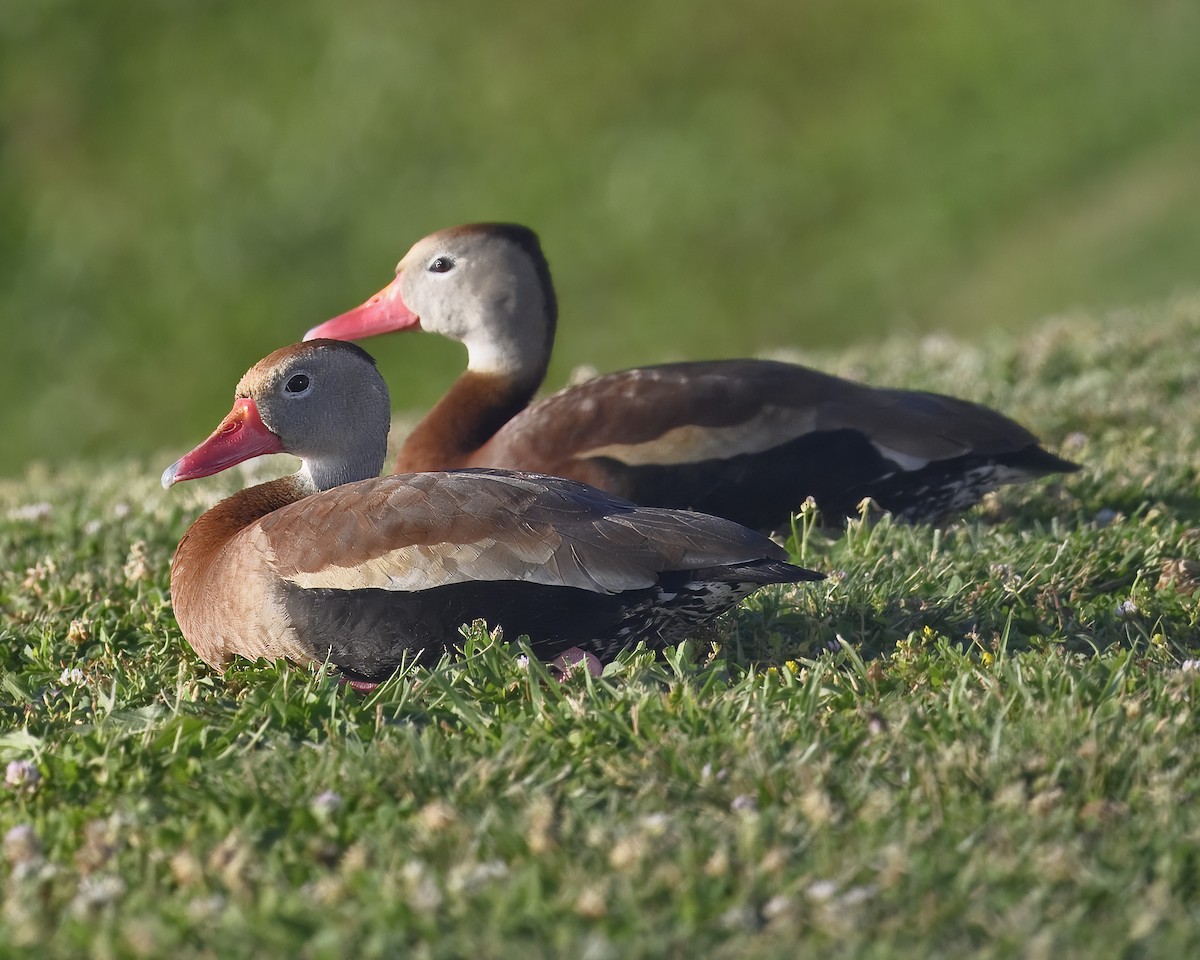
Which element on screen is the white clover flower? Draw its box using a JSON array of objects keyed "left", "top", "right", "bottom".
[
  {"left": 123, "top": 541, "right": 151, "bottom": 584},
  {"left": 70, "top": 875, "right": 126, "bottom": 916},
  {"left": 3, "top": 824, "right": 42, "bottom": 866},
  {"left": 731, "top": 793, "right": 758, "bottom": 814},
  {"left": 761, "top": 894, "right": 794, "bottom": 920},
  {"left": 186, "top": 894, "right": 226, "bottom": 922},
  {"left": 5, "top": 760, "right": 40, "bottom": 791},
  {"left": 59, "top": 667, "right": 87, "bottom": 686},
  {"left": 311, "top": 790, "right": 343, "bottom": 817},
  {"left": 8, "top": 502, "right": 52, "bottom": 522},
  {"left": 446, "top": 859, "right": 509, "bottom": 894},
  {"left": 402, "top": 860, "right": 443, "bottom": 912}
]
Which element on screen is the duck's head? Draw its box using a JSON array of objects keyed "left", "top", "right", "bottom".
[
  {"left": 162, "top": 340, "right": 390, "bottom": 493},
  {"left": 305, "top": 223, "right": 557, "bottom": 383}
]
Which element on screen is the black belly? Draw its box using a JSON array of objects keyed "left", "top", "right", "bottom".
[
  {"left": 591, "top": 429, "right": 1071, "bottom": 529},
  {"left": 282, "top": 559, "right": 810, "bottom": 684}
]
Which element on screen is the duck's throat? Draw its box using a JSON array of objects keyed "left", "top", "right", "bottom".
[{"left": 396, "top": 370, "right": 539, "bottom": 472}]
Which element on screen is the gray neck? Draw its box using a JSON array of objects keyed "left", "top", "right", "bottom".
[
  {"left": 299, "top": 450, "right": 386, "bottom": 493},
  {"left": 461, "top": 287, "right": 554, "bottom": 390}
]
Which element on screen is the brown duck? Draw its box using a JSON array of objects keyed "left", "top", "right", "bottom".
[
  {"left": 162, "top": 340, "right": 821, "bottom": 686},
  {"left": 305, "top": 223, "right": 1078, "bottom": 530}
]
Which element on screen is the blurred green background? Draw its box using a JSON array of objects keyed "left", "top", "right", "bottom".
[{"left": 3, "top": 0, "right": 1199, "bottom": 476}]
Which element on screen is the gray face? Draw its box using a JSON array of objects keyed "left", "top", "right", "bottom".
[
  {"left": 397, "top": 230, "right": 552, "bottom": 377},
  {"left": 246, "top": 342, "right": 391, "bottom": 489}
]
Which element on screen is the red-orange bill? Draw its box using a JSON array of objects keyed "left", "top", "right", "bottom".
[
  {"left": 162, "top": 397, "right": 284, "bottom": 488},
  {"left": 303, "top": 275, "right": 419, "bottom": 341}
]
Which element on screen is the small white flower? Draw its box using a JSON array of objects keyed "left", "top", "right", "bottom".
[
  {"left": 402, "top": 860, "right": 443, "bottom": 912},
  {"left": 731, "top": 793, "right": 758, "bottom": 814},
  {"left": 446, "top": 859, "right": 509, "bottom": 894},
  {"left": 70, "top": 875, "right": 126, "bottom": 916},
  {"left": 123, "top": 541, "right": 151, "bottom": 584},
  {"left": 8, "top": 502, "right": 52, "bottom": 522},
  {"left": 83, "top": 519, "right": 103, "bottom": 536},
  {"left": 761, "top": 894, "right": 794, "bottom": 920},
  {"left": 1116, "top": 599, "right": 1139, "bottom": 618},
  {"left": 186, "top": 894, "right": 226, "bottom": 922},
  {"left": 841, "top": 884, "right": 878, "bottom": 906},
  {"left": 1181, "top": 660, "right": 1200, "bottom": 674},
  {"left": 311, "top": 790, "right": 343, "bottom": 817},
  {"left": 59, "top": 667, "right": 87, "bottom": 685},
  {"left": 516, "top": 655, "right": 530, "bottom": 669},
  {"left": 113, "top": 502, "right": 131, "bottom": 519},
  {"left": 719, "top": 904, "right": 758, "bottom": 930},
  {"left": 3, "top": 824, "right": 42, "bottom": 866},
  {"left": 5, "top": 760, "right": 40, "bottom": 791}
]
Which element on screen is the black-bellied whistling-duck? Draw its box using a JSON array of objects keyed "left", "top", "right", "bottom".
[
  {"left": 305, "top": 223, "right": 1078, "bottom": 530},
  {"left": 161, "top": 340, "right": 821, "bottom": 686}
]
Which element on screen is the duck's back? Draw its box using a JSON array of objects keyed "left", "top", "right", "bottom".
[{"left": 470, "top": 359, "right": 1076, "bottom": 528}]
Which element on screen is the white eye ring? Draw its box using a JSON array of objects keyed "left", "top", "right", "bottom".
[{"left": 284, "top": 372, "right": 312, "bottom": 396}]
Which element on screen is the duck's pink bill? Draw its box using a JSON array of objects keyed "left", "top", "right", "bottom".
[
  {"left": 304, "top": 275, "right": 420, "bottom": 341},
  {"left": 162, "top": 397, "right": 284, "bottom": 488}
]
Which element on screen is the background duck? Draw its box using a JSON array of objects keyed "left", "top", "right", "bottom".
[{"left": 305, "top": 223, "right": 1078, "bottom": 530}]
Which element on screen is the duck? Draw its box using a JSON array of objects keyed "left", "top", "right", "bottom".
[
  {"left": 304, "top": 223, "right": 1078, "bottom": 530},
  {"left": 161, "top": 339, "right": 822, "bottom": 686}
]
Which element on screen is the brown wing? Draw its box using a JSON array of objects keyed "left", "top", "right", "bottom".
[
  {"left": 815, "top": 386, "right": 1042, "bottom": 464},
  {"left": 476, "top": 359, "right": 1042, "bottom": 471},
  {"left": 253, "top": 469, "right": 790, "bottom": 595}
]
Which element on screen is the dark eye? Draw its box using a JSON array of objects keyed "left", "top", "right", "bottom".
[
  {"left": 429, "top": 256, "right": 455, "bottom": 274},
  {"left": 285, "top": 373, "right": 310, "bottom": 394}
]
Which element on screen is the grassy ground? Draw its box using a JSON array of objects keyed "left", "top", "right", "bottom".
[
  {"left": 3, "top": 296, "right": 1200, "bottom": 956},
  {"left": 4, "top": 1, "right": 1200, "bottom": 472}
]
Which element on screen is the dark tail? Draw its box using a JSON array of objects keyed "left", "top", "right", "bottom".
[
  {"left": 1000, "top": 444, "right": 1080, "bottom": 477},
  {"left": 693, "top": 559, "right": 824, "bottom": 587}
]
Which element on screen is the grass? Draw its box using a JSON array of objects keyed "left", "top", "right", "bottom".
[
  {"left": 5, "top": 0, "right": 1200, "bottom": 472},
  {"left": 3, "top": 295, "right": 1200, "bottom": 956}
]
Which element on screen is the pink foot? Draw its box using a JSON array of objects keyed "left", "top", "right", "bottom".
[
  {"left": 552, "top": 647, "right": 603, "bottom": 678},
  {"left": 341, "top": 677, "right": 382, "bottom": 693}
]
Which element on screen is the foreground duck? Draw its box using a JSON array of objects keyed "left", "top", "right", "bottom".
[
  {"left": 162, "top": 340, "right": 821, "bottom": 685},
  {"left": 305, "top": 223, "right": 1078, "bottom": 530}
]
